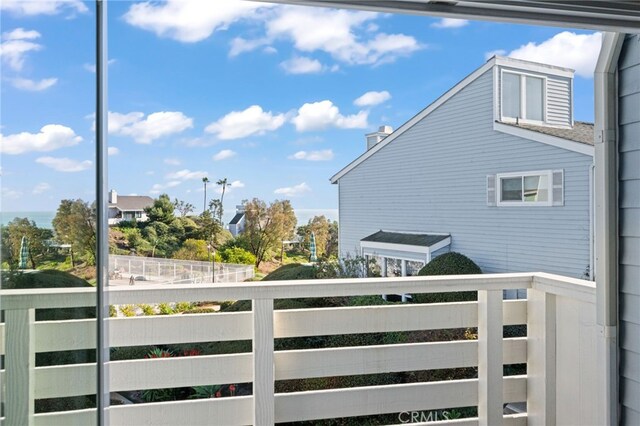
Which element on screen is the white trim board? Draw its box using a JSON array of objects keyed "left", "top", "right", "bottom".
[
  {"left": 360, "top": 237, "right": 452, "bottom": 255},
  {"left": 493, "top": 122, "right": 594, "bottom": 156}
]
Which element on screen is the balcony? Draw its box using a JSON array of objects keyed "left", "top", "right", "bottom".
[{"left": 1, "top": 272, "right": 597, "bottom": 425}]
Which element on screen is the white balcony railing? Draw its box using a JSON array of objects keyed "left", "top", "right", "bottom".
[{"left": 0, "top": 272, "right": 597, "bottom": 425}]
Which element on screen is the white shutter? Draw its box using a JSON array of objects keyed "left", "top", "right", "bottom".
[
  {"left": 552, "top": 170, "right": 564, "bottom": 206},
  {"left": 487, "top": 175, "right": 497, "bottom": 206}
]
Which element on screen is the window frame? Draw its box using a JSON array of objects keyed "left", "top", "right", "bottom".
[
  {"left": 500, "top": 69, "right": 547, "bottom": 125},
  {"left": 496, "top": 170, "right": 554, "bottom": 207}
]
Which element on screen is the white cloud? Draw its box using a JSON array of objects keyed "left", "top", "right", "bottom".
[
  {"left": 229, "top": 37, "right": 271, "bottom": 57},
  {"left": 213, "top": 149, "right": 236, "bottom": 161},
  {"left": 205, "top": 105, "right": 285, "bottom": 140},
  {"left": 123, "top": 0, "right": 273, "bottom": 43},
  {"left": 36, "top": 157, "right": 92, "bottom": 172},
  {"left": 292, "top": 100, "right": 368, "bottom": 132},
  {"left": 164, "top": 158, "right": 181, "bottom": 165},
  {"left": 10, "top": 77, "right": 57, "bottom": 91},
  {"left": 165, "top": 169, "right": 207, "bottom": 181},
  {"left": 354, "top": 90, "right": 391, "bottom": 107},
  {"left": 1, "top": 187, "right": 22, "bottom": 199},
  {"left": 32, "top": 182, "right": 51, "bottom": 194},
  {"left": 108, "top": 147, "right": 119, "bottom": 156},
  {"left": 484, "top": 49, "right": 507, "bottom": 61},
  {"left": 83, "top": 59, "right": 116, "bottom": 73},
  {"left": 1, "top": 0, "right": 88, "bottom": 16},
  {"left": 0, "top": 28, "right": 42, "bottom": 71},
  {"left": 0, "top": 124, "right": 82, "bottom": 155},
  {"left": 280, "top": 56, "right": 325, "bottom": 74},
  {"left": 265, "top": 8, "right": 422, "bottom": 66},
  {"left": 108, "top": 111, "right": 193, "bottom": 144},
  {"left": 504, "top": 31, "right": 602, "bottom": 78},
  {"left": 274, "top": 182, "right": 311, "bottom": 197},
  {"left": 288, "top": 150, "right": 334, "bottom": 161},
  {"left": 431, "top": 18, "right": 469, "bottom": 29},
  {"left": 214, "top": 179, "right": 245, "bottom": 194},
  {"left": 149, "top": 180, "right": 182, "bottom": 195}
]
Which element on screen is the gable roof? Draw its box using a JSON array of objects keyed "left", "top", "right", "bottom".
[
  {"left": 229, "top": 213, "right": 244, "bottom": 225},
  {"left": 361, "top": 230, "right": 449, "bottom": 248},
  {"left": 109, "top": 195, "right": 154, "bottom": 212},
  {"left": 330, "top": 56, "right": 586, "bottom": 184}
]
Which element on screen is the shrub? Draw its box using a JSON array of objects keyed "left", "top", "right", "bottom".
[
  {"left": 120, "top": 304, "right": 137, "bottom": 317},
  {"left": 158, "top": 303, "right": 174, "bottom": 315},
  {"left": 174, "top": 302, "right": 194, "bottom": 313},
  {"left": 138, "top": 304, "right": 156, "bottom": 316},
  {"left": 220, "top": 247, "right": 256, "bottom": 265},
  {"left": 262, "top": 263, "right": 317, "bottom": 281},
  {"left": 413, "top": 252, "right": 481, "bottom": 304}
]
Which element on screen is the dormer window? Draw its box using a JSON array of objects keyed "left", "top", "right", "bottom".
[{"left": 502, "top": 71, "right": 545, "bottom": 123}]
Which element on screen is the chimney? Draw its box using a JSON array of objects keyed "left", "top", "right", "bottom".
[
  {"left": 109, "top": 190, "right": 117, "bottom": 204},
  {"left": 366, "top": 125, "right": 393, "bottom": 150},
  {"left": 236, "top": 205, "right": 245, "bottom": 214}
]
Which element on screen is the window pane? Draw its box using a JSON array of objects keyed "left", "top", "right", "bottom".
[
  {"left": 501, "top": 177, "right": 522, "bottom": 201},
  {"left": 503, "top": 73, "right": 521, "bottom": 118},
  {"left": 525, "top": 76, "right": 543, "bottom": 121},
  {"left": 524, "top": 175, "right": 549, "bottom": 202}
]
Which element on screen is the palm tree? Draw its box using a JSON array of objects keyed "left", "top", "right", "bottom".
[
  {"left": 216, "top": 178, "right": 231, "bottom": 223},
  {"left": 202, "top": 177, "right": 210, "bottom": 213}
]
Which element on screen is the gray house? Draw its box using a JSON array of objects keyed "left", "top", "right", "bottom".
[
  {"left": 107, "top": 190, "right": 153, "bottom": 225},
  {"left": 331, "top": 56, "right": 595, "bottom": 285},
  {"left": 228, "top": 205, "right": 246, "bottom": 237}
]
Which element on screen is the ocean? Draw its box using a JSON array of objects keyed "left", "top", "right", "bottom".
[{"left": 0, "top": 211, "right": 56, "bottom": 229}]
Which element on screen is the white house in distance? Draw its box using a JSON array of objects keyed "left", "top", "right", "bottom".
[
  {"left": 331, "top": 56, "right": 595, "bottom": 290},
  {"left": 228, "top": 205, "right": 246, "bottom": 237},
  {"left": 107, "top": 190, "right": 154, "bottom": 225}
]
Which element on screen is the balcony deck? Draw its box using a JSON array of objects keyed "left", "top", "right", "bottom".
[{"left": 1, "top": 272, "right": 597, "bottom": 425}]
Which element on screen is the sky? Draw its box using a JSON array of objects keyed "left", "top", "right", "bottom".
[{"left": 0, "top": 0, "right": 603, "bottom": 224}]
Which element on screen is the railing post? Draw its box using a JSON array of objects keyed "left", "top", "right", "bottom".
[
  {"left": 5, "top": 309, "right": 35, "bottom": 426},
  {"left": 253, "top": 299, "right": 275, "bottom": 425},
  {"left": 478, "top": 290, "right": 503, "bottom": 426},
  {"left": 527, "top": 288, "right": 556, "bottom": 426}
]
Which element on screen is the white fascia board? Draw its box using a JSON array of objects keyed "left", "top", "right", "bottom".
[
  {"left": 494, "top": 56, "right": 575, "bottom": 78},
  {"left": 493, "top": 122, "right": 594, "bottom": 156},
  {"left": 330, "top": 59, "right": 496, "bottom": 184},
  {"left": 360, "top": 236, "right": 451, "bottom": 256},
  {"left": 360, "top": 240, "right": 431, "bottom": 255}
]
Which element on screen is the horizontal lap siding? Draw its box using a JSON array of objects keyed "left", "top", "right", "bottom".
[
  {"left": 619, "top": 33, "right": 640, "bottom": 425},
  {"left": 339, "top": 69, "right": 592, "bottom": 279}
]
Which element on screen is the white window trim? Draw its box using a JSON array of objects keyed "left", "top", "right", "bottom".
[
  {"left": 500, "top": 69, "right": 547, "bottom": 125},
  {"left": 497, "top": 170, "right": 554, "bottom": 207}
]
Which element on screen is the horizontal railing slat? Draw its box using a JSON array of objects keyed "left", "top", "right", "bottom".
[
  {"left": 1, "top": 273, "right": 536, "bottom": 309},
  {"left": 31, "top": 338, "right": 526, "bottom": 398},
  {"left": 33, "top": 408, "right": 97, "bottom": 426},
  {"left": 17, "top": 301, "right": 526, "bottom": 354},
  {"left": 274, "top": 376, "right": 526, "bottom": 423},
  {"left": 395, "top": 413, "right": 527, "bottom": 426}
]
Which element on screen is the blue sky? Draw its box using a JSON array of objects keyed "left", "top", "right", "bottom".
[{"left": 0, "top": 0, "right": 602, "bottom": 224}]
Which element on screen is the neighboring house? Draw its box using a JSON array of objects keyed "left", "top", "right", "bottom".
[
  {"left": 107, "top": 190, "right": 153, "bottom": 225},
  {"left": 331, "top": 56, "right": 595, "bottom": 294},
  {"left": 228, "top": 205, "right": 246, "bottom": 237}
]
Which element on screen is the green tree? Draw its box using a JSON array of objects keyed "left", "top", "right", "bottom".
[
  {"left": 144, "top": 194, "right": 176, "bottom": 224},
  {"left": 296, "top": 215, "right": 333, "bottom": 258},
  {"left": 52, "top": 199, "right": 96, "bottom": 265},
  {"left": 173, "top": 198, "right": 195, "bottom": 217},
  {"left": 173, "top": 239, "right": 213, "bottom": 261},
  {"left": 243, "top": 198, "right": 297, "bottom": 267},
  {"left": 1, "top": 218, "right": 53, "bottom": 268}
]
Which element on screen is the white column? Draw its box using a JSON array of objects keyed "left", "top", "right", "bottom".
[
  {"left": 478, "top": 290, "right": 503, "bottom": 426},
  {"left": 527, "top": 288, "right": 557, "bottom": 426},
  {"left": 382, "top": 257, "right": 388, "bottom": 301},
  {"left": 401, "top": 260, "right": 408, "bottom": 302},
  {"left": 6, "top": 309, "right": 35, "bottom": 426},
  {"left": 253, "top": 299, "right": 275, "bottom": 425}
]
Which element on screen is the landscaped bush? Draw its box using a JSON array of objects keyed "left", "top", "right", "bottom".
[
  {"left": 413, "top": 252, "right": 481, "bottom": 304},
  {"left": 262, "top": 263, "right": 317, "bottom": 281},
  {"left": 220, "top": 247, "right": 256, "bottom": 265}
]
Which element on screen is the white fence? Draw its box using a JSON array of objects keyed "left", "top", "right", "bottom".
[
  {"left": 0, "top": 272, "right": 598, "bottom": 425},
  {"left": 109, "top": 254, "right": 254, "bottom": 284}
]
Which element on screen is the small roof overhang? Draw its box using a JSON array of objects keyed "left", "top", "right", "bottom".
[{"left": 360, "top": 230, "right": 451, "bottom": 262}]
